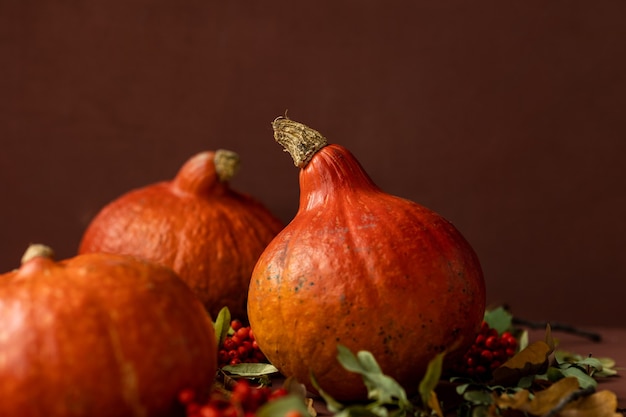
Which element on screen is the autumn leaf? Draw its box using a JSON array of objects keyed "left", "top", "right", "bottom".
[
  {"left": 491, "top": 340, "right": 553, "bottom": 386},
  {"left": 559, "top": 389, "right": 622, "bottom": 417},
  {"left": 494, "top": 377, "right": 579, "bottom": 415},
  {"left": 494, "top": 377, "right": 622, "bottom": 417}
]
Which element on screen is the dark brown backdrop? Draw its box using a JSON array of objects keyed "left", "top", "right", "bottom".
[{"left": 2, "top": 1, "right": 625, "bottom": 326}]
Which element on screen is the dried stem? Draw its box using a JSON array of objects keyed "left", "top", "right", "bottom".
[
  {"left": 272, "top": 116, "right": 328, "bottom": 168},
  {"left": 21, "top": 244, "right": 55, "bottom": 264},
  {"left": 214, "top": 149, "right": 240, "bottom": 182},
  {"left": 512, "top": 317, "right": 602, "bottom": 342}
]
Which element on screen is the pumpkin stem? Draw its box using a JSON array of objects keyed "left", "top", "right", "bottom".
[
  {"left": 214, "top": 149, "right": 241, "bottom": 182},
  {"left": 21, "top": 243, "right": 55, "bottom": 264},
  {"left": 272, "top": 116, "right": 328, "bottom": 168}
]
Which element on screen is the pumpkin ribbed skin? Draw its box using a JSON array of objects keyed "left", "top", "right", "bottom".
[
  {"left": 79, "top": 150, "right": 284, "bottom": 319},
  {"left": 0, "top": 247, "right": 216, "bottom": 417},
  {"left": 248, "top": 118, "right": 486, "bottom": 401}
]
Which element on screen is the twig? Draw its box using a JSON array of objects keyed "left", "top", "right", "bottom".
[
  {"left": 512, "top": 318, "right": 602, "bottom": 342},
  {"left": 541, "top": 385, "right": 596, "bottom": 417}
]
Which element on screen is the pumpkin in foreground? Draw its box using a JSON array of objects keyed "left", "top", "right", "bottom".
[
  {"left": 248, "top": 117, "right": 486, "bottom": 401},
  {"left": 78, "top": 149, "right": 284, "bottom": 319},
  {"left": 0, "top": 244, "right": 217, "bottom": 417}
]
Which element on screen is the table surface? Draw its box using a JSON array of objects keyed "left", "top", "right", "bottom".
[{"left": 288, "top": 326, "right": 626, "bottom": 416}]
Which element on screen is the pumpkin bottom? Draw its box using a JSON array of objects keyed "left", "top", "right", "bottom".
[{"left": 249, "top": 298, "right": 483, "bottom": 402}]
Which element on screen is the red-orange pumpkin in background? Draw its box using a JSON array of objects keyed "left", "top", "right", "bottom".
[
  {"left": 0, "top": 244, "right": 217, "bottom": 417},
  {"left": 79, "top": 150, "right": 284, "bottom": 319},
  {"left": 248, "top": 117, "right": 487, "bottom": 401}
]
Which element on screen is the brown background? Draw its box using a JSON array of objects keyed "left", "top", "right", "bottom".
[{"left": 2, "top": 1, "right": 625, "bottom": 326}]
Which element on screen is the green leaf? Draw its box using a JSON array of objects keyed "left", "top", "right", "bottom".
[
  {"left": 560, "top": 365, "right": 598, "bottom": 390},
  {"left": 213, "top": 306, "right": 231, "bottom": 347},
  {"left": 256, "top": 395, "right": 313, "bottom": 417},
  {"left": 310, "top": 371, "right": 345, "bottom": 413},
  {"left": 418, "top": 352, "right": 445, "bottom": 406},
  {"left": 356, "top": 350, "right": 384, "bottom": 374},
  {"left": 334, "top": 405, "right": 388, "bottom": 417},
  {"left": 555, "top": 351, "right": 618, "bottom": 377},
  {"left": 575, "top": 357, "right": 604, "bottom": 373},
  {"left": 221, "top": 362, "right": 279, "bottom": 377},
  {"left": 335, "top": 345, "right": 409, "bottom": 406},
  {"left": 543, "top": 366, "right": 565, "bottom": 382},
  {"left": 463, "top": 390, "right": 493, "bottom": 405},
  {"left": 455, "top": 383, "right": 471, "bottom": 395},
  {"left": 483, "top": 306, "right": 513, "bottom": 334}
]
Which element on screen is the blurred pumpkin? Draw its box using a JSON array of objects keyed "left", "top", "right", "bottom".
[
  {"left": 0, "top": 244, "right": 217, "bottom": 417},
  {"left": 248, "top": 117, "right": 486, "bottom": 401},
  {"left": 79, "top": 150, "right": 284, "bottom": 319}
]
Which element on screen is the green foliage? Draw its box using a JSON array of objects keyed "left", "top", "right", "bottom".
[
  {"left": 213, "top": 306, "right": 231, "bottom": 347},
  {"left": 417, "top": 352, "right": 444, "bottom": 407},
  {"left": 313, "top": 345, "right": 445, "bottom": 416},
  {"left": 311, "top": 312, "right": 620, "bottom": 417},
  {"left": 256, "top": 395, "right": 314, "bottom": 417},
  {"left": 483, "top": 306, "right": 513, "bottom": 334},
  {"left": 221, "top": 362, "right": 279, "bottom": 377}
]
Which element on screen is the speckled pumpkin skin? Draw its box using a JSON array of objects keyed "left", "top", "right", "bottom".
[
  {"left": 0, "top": 251, "right": 217, "bottom": 417},
  {"left": 79, "top": 151, "right": 284, "bottom": 320},
  {"left": 248, "top": 144, "right": 486, "bottom": 401}
]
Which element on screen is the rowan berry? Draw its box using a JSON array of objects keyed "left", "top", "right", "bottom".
[{"left": 230, "top": 319, "right": 243, "bottom": 331}]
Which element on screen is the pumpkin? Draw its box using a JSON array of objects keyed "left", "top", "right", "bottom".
[
  {"left": 248, "top": 117, "right": 486, "bottom": 401},
  {"left": 0, "top": 244, "right": 217, "bottom": 417},
  {"left": 79, "top": 149, "right": 284, "bottom": 320}
]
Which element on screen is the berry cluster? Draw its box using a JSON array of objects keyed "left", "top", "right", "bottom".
[
  {"left": 218, "top": 319, "right": 268, "bottom": 367},
  {"left": 179, "top": 379, "right": 295, "bottom": 417},
  {"left": 454, "top": 321, "right": 518, "bottom": 380}
]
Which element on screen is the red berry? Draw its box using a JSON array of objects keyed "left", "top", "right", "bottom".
[
  {"left": 485, "top": 335, "right": 499, "bottom": 349},
  {"left": 218, "top": 349, "right": 230, "bottom": 362},
  {"left": 223, "top": 338, "right": 237, "bottom": 351},
  {"left": 493, "top": 349, "right": 506, "bottom": 360},
  {"left": 199, "top": 405, "right": 221, "bottom": 417},
  {"left": 241, "top": 341, "right": 253, "bottom": 351},
  {"left": 270, "top": 387, "right": 289, "bottom": 399},
  {"left": 222, "top": 405, "right": 239, "bottom": 417},
  {"left": 186, "top": 403, "right": 201, "bottom": 415},
  {"left": 480, "top": 350, "right": 493, "bottom": 362},
  {"left": 238, "top": 346, "right": 249, "bottom": 358},
  {"left": 178, "top": 388, "right": 195, "bottom": 405},
  {"left": 235, "top": 327, "right": 250, "bottom": 340},
  {"left": 231, "top": 319, "right": 243, "bottom": 331}
]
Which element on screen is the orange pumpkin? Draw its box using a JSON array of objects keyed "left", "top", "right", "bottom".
[
  {"left": 79, "top": 150, "right": 284, "bottom": 319},
  {"left": 0, "top": 244, "right": 217, "bottom": 417},
  {"left": 248, "top": 117, "right": 486, "bottom": 401}
]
